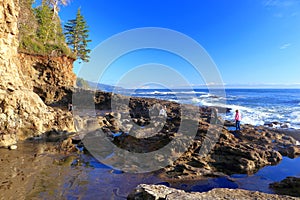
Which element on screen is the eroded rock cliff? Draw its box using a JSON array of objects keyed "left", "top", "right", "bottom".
[
  {"left": 18, "top": 53, "right": 75, "bottom": 105},
  {"left": 0, "top": 0, "right": 75, "bottom": 147}
]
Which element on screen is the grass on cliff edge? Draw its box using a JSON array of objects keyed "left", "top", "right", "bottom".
[{"left": 19, "top": 37, "right": 76, "bottom": 59}]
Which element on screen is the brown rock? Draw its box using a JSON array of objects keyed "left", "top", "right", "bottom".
[
  {"left": 128, "top": 184, "right": 298, "bottom": 200},
  {"left": 0, "top": 0, "right": 75, "bottom": 147},
  {"left": 18, "top": 53, "right": 76, "bottom": 105},
  {"left": 270, "top": 177, "right": 300, "bottom": 197}
]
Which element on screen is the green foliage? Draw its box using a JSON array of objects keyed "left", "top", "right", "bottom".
[
  {"left": 18, "top": 0, "right": 74, "bottom": 58},
  {"left": 35, "top": 4, "right": 54, "bottom": 44},
  {"left": 64, "top": 8, "right": 91, "bottom": 63},
  {"left": 19, "top": 37, "right": 74, "bottom": 57},
  {"left": 19, "top": 37, "right": 44, "bottom": 52},
  {"left": 76, "top": 77, "right": 90, "bottom": 89}
]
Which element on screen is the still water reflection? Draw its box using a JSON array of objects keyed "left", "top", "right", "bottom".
[{"left": 1, "top": 141, "right": 299, "bottom": 199}]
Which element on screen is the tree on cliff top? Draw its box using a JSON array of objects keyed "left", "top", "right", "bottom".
[
  {"left": 64, "top": 8, "right": 91, "bottom": 63},
  {"left": 35, "top": 3, "right": 58, "bottom": 44},
  {"left": 43, "top": 0, "right": 70, "bottom": 42},
  {"left": 18, "top": 0, "right": 73, "bottom": 57}
]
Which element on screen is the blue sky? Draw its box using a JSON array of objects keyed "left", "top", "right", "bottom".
[{"left": 58, "top": 0, "right": 300, "bottom": 88}]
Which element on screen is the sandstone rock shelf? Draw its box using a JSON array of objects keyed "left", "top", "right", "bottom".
[{"left": 128, "top": 184, "right": 298, "bottom": 200}]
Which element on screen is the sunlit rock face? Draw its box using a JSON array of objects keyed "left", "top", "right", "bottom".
[{"left": 0, "top": 0, "right": 75, "bottom": 147}]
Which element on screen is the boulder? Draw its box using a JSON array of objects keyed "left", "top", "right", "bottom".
[
  {"left": 270, "top": 177, "right": 300, "bottom": 197},
  {"left": 128, "top": 184, "right": 298, "bottom": 200}
]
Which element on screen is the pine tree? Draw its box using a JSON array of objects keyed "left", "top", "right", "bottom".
[
  {"left": 46, "top": 0, "right": 69, "bottom": 38},
  {"left": 34, "top": 1, "right": 66, "bottom": 45},
  {"left": 18, "top": 0, "right": 72, "bottom": 56},
  {"left": 64, "top": 8, "right": 91, "bottom": 62}
]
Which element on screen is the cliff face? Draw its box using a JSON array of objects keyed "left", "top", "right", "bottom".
[
  {"left": 18, "top": 53, "right": 76, "bottom": 105},
  {"left": 0, "top": 0, "right": 22, "bottom": 90},
  {"left": 0, "top": 0, "right": 75, "bottom": 147}
]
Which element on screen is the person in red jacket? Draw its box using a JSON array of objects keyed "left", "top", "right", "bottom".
[{"left": 235, "top": 109, "right": 242, "bottom": 131}]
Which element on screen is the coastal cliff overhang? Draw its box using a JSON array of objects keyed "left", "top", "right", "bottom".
[
  {"left": 17, "top": 51, "right": 76, "bottom": 62},
  {"left": 18, "top": 52, "right": 76, "bottom": 105}
]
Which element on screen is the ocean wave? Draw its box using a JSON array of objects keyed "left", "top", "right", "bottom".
[
  {"left": 198, "top": 93, "right": 217, "bottom": 98},
  {"left": 129, "top": 89, "right": 300, "bottom": 129},
  {"left": 174, "top": 96, "right": 300, "bottom": 128},
  {"left": 135, "top": 90, "right": 208, "bottom": 96},
  {"left": 220, "top": 104, "right": 293, "bottom": 127},
  {"left": 290, "top": 111, "right": 300, "bottom": 125}
]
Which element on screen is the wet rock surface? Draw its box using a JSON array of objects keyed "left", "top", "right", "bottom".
[
  {"left": 270, "top": 177, "right": 300, "bottom": 197},
  {"left": 70, "top": 90, "right": 300, "bottom": 179},
  {"left": 128, "top": 184, "right": 298, "bottom": 200},
  {"left": 0, "top": 141, "right": 87, "bottom": 199},
  {"left": 0, "top": 141, "right": 165, "bottom": 199},
  {"left": 2, "top": 1, "right": 299, "bottom": 198}
]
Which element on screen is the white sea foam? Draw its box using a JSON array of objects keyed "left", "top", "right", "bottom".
[
  {"left": 130, "top": 89, "right": 300, "bottom": 129},
  {"left": 191, "top": 97, "right": 201, "bottom": 104},
  {"left": 199, "top": 93, "right": 214, "bottom": 98},
  {"left": 189, "top": 95, "right": 300, "bottom": 128},
  {"left": 136, "top": 90, "right": 207, "bottom": 96},
  {"left": 241, "top": 115, "right": 265, "bottom": 126},
  {"left": 225, "top": 107, "right": 265, "bottom": 126},
  {"left": 290, "top": 111, "right": 300, "bottom": 124}
]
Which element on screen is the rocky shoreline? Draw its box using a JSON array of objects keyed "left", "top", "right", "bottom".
[
  {"left": 1, "top": 1, "right": 300, "bottom": 198},
  {"left": 3, "top": 86, "right": 300, "bottom": 197},
  {"left": 69, "top": 89, "right": 300, "bottom": 198},
  {"left": 270, "top": 177, "right": 300, "bottom": 197},
  {"left": 128, "top": 184, "right": 299, "bottom": 199},
  {"left": 71, "top": 90, "right": 300, "bottom": 174},
  {"left": 3, "top": 86, "right": 300, "bottom": 198}
]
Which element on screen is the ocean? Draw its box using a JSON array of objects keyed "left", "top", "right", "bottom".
[{"left": 115, "top": 88, "right": 300, "bottom": 129}]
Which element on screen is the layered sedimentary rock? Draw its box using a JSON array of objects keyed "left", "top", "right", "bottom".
[
  {"left": 71, "top": 90, "right": 300, "bottom": 176},
  {"left": 18, "top": 53, "right": 75, "bottom": 105},
  {"left": 0, "top": 0, "right": 75, "bottom": 147},
  {"left": 128, "top": 184, "right": 298, "bottom": 200}
]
